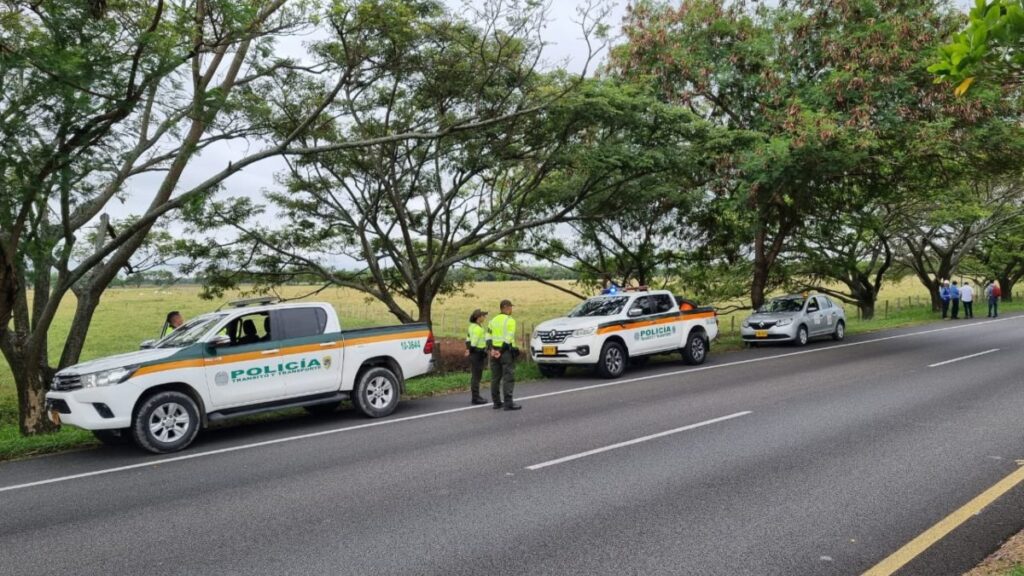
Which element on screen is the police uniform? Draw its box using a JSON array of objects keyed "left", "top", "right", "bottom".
[
  {"left": 465, "top": 315, "right": 489, "bottom": 405},
  {"left": 488, "top": 301, "right": 520, "bottom": 410}
]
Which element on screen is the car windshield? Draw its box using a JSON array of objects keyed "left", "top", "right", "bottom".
[
  {"left": 155, "top": 314, "right": 226, "bottom": 348},
  {"left": 759, "top": 298, "right": 805, "bottom": 313},
  {"left": 568, "top": 296, "right": 630, "bottom": 317}
]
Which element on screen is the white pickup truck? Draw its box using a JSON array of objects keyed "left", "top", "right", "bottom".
[
  {"left": 530, "top": 289, "right": 718, "bottom": 378},
  {"left": 45, "top": 298, "right": 434, "bottom": 453}
]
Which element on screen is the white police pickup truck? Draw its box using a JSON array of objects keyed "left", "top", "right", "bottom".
[
  {"left": 46, "top": 298, "right": 434, "bottom": 453},
  {"left": 530, "top": 289, "right": 718, "bottom": 378}
]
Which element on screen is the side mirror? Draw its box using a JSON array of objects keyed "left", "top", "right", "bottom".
[
  {"left": 627, "top": 308, "right": 643, "bottom": 318},
  {"left": 207, "top": 335, "right": 231, "bottom": 349},
  {"left": 140, "top": 339, "right": 156, "bottom": 350}
]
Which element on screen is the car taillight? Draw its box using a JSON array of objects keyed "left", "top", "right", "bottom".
[{"left": 424, "top": 331, "right": 434, "bottom": 354}]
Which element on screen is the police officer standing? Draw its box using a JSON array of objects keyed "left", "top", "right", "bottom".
[
  {"left": 488, "top": 299, "right": 521, "bottom": 411},
  {"left": 464, "top": 309, "right": 490, "bottom": 405}
]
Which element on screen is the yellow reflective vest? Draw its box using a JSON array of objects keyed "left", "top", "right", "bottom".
[
  {"left": 488, "top": 313, "right": 517, "bottom": 348},
  {"left": 466, "top": 323, "right": 487, "bottom": 350}
]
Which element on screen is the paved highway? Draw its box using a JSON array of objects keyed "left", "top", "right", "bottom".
[{"left": 2, "top": 315, "right": 1023, "bottom": 576}]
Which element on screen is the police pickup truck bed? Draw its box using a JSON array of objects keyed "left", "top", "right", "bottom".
[
  {"left": 530, "top": 289, "right": 718, "bottom": 378},
  {"left": 46, "top": 300, "right": 434, "bottom": 453}
]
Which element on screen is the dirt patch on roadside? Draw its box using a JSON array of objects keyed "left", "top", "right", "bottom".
[{"left": 965, "top": 530, "right": 1024, "bottom": 576}]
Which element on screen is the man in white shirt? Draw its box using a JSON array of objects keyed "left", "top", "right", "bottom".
[{"left": 961, "top": 281, "right": 975, "bottom": 319}]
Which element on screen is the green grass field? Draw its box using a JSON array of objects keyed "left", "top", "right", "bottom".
[{"left": 2, "top": 278, "right": 1019, "bottom": 460}]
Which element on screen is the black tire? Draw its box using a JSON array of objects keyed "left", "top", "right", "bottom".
[
  {"left": 92, "top": 429, "right": 131, "bottom": 446},
  {"left": 682, "top": 330, "right": 709, "bottom": 365},
  {"left": 304, "top": 402, "right": 341, "bottom": 416},
  {"left": 131, "top": 391, "right": 201, "bottom": 454},
  {"left": 596, "top": 340, "right": 627, "bottom": 379},
  {"left": 353, "top": 366, "right": 400, "bottom": 418},
  {"left": 832, "top": 320, "right": 846, "bottom": 341},
  {"left": 794, "top": 325, "right": 809, "bottom": 347},
  {"left": 538, "top": 364, "right": 567, "bottom": 378}
]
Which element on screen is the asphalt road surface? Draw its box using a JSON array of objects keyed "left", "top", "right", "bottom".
[{"left": 2, "top": 315, "right": 1024, "bottom": 576}]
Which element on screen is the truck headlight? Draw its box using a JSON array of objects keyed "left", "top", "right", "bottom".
[
  {"left": 741, "top": 319, "right": 750, "bottom": 328},
  {"left": 81, "top": 366, "right": 138, "bottom": 388},
  {"left": 572, "top": 327, "right": 596, "bottom": 337},
  {"left": 775, "top": 318, "right": 793, "bottom": 327}
]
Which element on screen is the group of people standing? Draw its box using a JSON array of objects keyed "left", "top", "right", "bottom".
[
  {"left": 939, "top": 279, "right": 1002, "bottom": 319},
  {"left": 465, "top": 300, "right": 522, "bottom": 411}
]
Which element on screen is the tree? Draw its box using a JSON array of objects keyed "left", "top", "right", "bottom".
[
  {"left": 963, "top": 215, "right": 1024, "bottom": 300},
  {"left": 0, "top": 0, "right": 570, "bottom": 435},
  {"left": 182, "top": 74, "right": 712, "bottom": 324},
  {"left": 611, "top": 0, "right": 1005, "bottom": 310}
]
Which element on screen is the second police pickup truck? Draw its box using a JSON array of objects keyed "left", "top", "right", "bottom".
[
  {"left": 46, "top": 298, "right": 434, "bottom": 453},
  {"left": 530, "top": 288, "right": 718, "bottom": 378}
]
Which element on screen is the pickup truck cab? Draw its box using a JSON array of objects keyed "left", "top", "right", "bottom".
[
  {"left": 46, "top": 298, "right": 434, "bottom": 453},
  {"left": 530, "top": 289, "right": 718, "bottom": 378}
]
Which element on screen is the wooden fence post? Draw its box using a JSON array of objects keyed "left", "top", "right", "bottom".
[{"left": 885, "top": 300, "right": 889, "bottom": 318}]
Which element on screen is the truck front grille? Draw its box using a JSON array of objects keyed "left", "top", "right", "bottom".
[
  {"left": 51, "top": 373, "right": 83, "bottom": 392},
  {"left": 539, "top": 330, "right": 573, "bottom": 344}
]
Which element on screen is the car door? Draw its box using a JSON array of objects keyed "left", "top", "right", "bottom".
[
  {"left": 820, "top": 296, "right": 839, "bottom": 332},
  {"left": 271, "top": 306, "right": 343, "bottom": 397},
  {"left": 806, "top": 297, "right": 827, "bottom": 336},
  {"left": 204, "top": 311, "right": 287, "bottom": 409}
]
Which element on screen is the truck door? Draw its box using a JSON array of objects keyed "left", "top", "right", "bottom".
[
  {"left": 204, "top": 311, "right": 287, "bottom": 409},
  {"left": 271, "top": 306, "right": 343, "bottom": 397}
]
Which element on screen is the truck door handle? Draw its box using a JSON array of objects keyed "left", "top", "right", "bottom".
[
  {"left": 261, "top": 349, "right": 279, "bottom": 355},
  {"left": 319, "top": 342, "right": 337, "bottom": 348}
]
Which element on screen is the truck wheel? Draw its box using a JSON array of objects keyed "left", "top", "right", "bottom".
[
  {"left": 538, "top": 364, "right": 567, "bottom": 378},
  {"left": 832, "top": 320, "right": 846, "bottom": 341},
  {"left": 795, "top": 325, "right": 809, "bottom": 347},
  {"left": 353, "top": 366, "right": 400, "bottom": 418},
  {"left": 92, "top": 429, "right": 131, "bottom": 446},
  {"left": 596, "top": 341, "right": 626, "bottom": 379},
  {"left": 131, "top": 391, "right": 200, "bottom": 454},
  {"left": 305, "top": 402, "right": 341, "bottom": 416},
  {"left": 682, "top": 331, "right": 709, "bottom": 365}
]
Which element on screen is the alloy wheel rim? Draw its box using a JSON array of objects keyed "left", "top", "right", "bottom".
[
  {"left": 148, "top": 402, "right": 190, "bottom": 443},
  {"left": 366, "top": 376, "right": 394, "bottom": 409},
  {"left": 691, "top": 338, "right": 705, "bottom": 360},
  {"left": 606, "top": 347, "right": 623, "bottom": 374}
]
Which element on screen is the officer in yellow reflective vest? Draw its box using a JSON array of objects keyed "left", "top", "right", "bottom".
[
  {"left": 487, "top": 299, "right": 521, "bottom": 410},
  {"left": 464, "top": 309, "right": 489, "bottom": 405}
]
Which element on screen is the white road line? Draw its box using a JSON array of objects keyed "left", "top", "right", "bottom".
[
  {"left": 927, "top": 348, "right": 1000, "bottom": 368},
  {"left": 526, "top": 411, "right": 752, "bottom": 471},
  {"left": 0, "top": 315, "right": 1019, "bottom": 494}
]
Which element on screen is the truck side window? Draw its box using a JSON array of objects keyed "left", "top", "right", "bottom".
[
  {"left": 276, "top": 308, "right": 328, "bottom": 340},
  {"left": 218, "top": 312, "right": 269, "bottom": 346},
  {"left": 653, "top": 295, "right": 674, "bottom": 313},
  {"left": 629, "top": 296, "right": 652, "bottom": 316}
]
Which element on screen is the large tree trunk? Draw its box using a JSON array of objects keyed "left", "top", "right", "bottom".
[
  {"left": 2, "top": 336, "right": 58, "bottom": 435},
  {"left": 999, "top": 276, "right": 1015, "bottom": 302},
  {"left": 858, "top": 301, "right": 876, "bottom": 321},
  {"left": 751, "top": 230, "right": 770, "bottom": 310}
]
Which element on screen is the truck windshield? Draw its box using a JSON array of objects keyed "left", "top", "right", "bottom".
[
  {"left": 759, "top": 298, "right": 805, "bottom": 313},
  {"left": 568, "top": 296, "right": 629, "bottom": 317},
  {"left": 155, "top": 314, "right": 226, "bottom": 348}
]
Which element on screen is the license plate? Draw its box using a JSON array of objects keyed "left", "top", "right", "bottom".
[
  {"left": 755, "top": 330, "right": 769, "bottom": 338},
  {"left": 542, "top": 346, "right": 557, "bottom": 356},
  {"left": 49, "top": 410, "right": 61, "bottom": 426}
]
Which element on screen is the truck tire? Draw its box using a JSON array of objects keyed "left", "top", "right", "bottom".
[
  {"left": 682, "top": 330, "right": 709, "bottom": 365},
  {"left": 131, "top": 391, "right": 201, "bottom": 454},
  {"left": 353, "top": 366, "right": 400, "bottom": 418},
  {"left": 304, "top": 402, "right": 341, "bottom": 416},
  {"left": 538, "top": 364, "right": 567, "bottom": 378},
  {"left": 92, "top": 429, "right": 131, "bottom": 446},
  {"left": 596, "top": 341, "right": 627, "bottom": 379}
]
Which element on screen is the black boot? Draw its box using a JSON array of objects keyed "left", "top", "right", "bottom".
[
  {"left": 471, "top": 396, "right": 488, "bottom": 405},
  {"left": 503, "top": 400, "right": 522, "bottom": 411}
]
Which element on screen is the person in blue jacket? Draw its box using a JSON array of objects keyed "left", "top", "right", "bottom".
[
  {"left": 939, "top": 281, "right": 951, "bottom": 319},
  {"left": 949, "top": 280, "right": 961, "bottom": 319}
]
